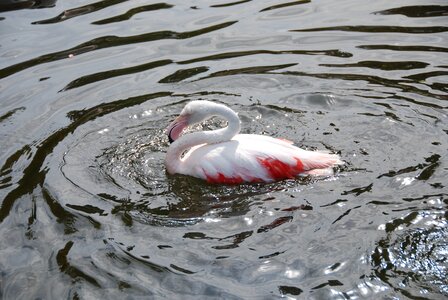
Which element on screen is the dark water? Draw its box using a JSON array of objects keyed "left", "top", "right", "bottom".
[{"left": 1, "top": 0, "right": 447, "bottom": 299}]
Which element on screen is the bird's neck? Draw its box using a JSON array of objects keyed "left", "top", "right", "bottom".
[{"left": 165, "top": 105, "right": 241, "bottom": 174}]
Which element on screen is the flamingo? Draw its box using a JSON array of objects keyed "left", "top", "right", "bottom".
[{"left": 165, "top": 100, "right": 343, "bottom": 184}]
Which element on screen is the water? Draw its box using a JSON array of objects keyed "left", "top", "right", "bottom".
[{"left": 0, "top": 0, "right": 447, "bottom": 299}]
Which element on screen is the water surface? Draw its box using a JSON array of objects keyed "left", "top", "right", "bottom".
[{"left": 0, "top": 0, "right": 447, "bottom": 299}]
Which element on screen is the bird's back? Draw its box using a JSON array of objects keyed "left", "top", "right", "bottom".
[{"left": 178, "top": 134, "right": 342, "bottom": 183}]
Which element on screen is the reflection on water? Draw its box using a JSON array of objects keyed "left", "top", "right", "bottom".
[
  {"left": 373, "top": 208, "right": 448, "bottom": 298},
  {"left": 0, "top": 0, "right": 447, "bottom": 299}
]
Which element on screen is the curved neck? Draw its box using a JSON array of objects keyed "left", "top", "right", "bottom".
[{"left": 165, "top": 105, "right": 241, "bottom": 174}]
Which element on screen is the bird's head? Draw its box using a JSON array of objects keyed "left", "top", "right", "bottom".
[{"left": 166, "top": 100, "right": 220, "bottom": 143}]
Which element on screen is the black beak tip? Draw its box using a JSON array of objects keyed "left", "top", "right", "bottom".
[{"left": 167, "top": 122, "right": 179, "bottom": 144}]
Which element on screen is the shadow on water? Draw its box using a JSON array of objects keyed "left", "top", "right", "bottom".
[
  {"left": 0, "top": 0, "right": 56, "bottom": 12},
  {"left": 358, "top": 44, "right": 448, "bottom": 53},
  {"left": 91, "top": 3, "right": 174, "bottom": 25},
  {"left": 210, "top": 0, "right": 252, "bottom": 9},
  {"left": 259, "top": 0, "right": 310, "bottom": 12},
  {"left": 374, "top": 5, "right": 448, "bottom": 18},
  {"left": 32, "top": 0, "right": 130, "bottom": 24},
  {"left": 291, "top": 25, "right": 448, "bottom": 34},
  {"left": 61, "top": 59, "right": 174, "bottom": 91},
  {"left": 320, "top": 60, "right": 429, "bottom": 71}
]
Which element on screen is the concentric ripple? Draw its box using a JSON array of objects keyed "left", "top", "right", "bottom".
[
  {"left": 52, "top": 94, "right": 333, "bottom": 227},
  {"left": 372, "top": 208, "right": 448, "bottom": 298}
]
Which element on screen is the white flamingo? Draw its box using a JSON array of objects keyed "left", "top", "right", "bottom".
[{"left": 165, "top": 100, "right": 343, "bottom": 184}]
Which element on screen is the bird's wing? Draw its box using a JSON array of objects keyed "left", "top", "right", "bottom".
[
  {"left": 181, "top": 134, "right": 342, "bottom": 183},
  {"left": 234, "top": 134, "right": 342, "bottom": 170}
]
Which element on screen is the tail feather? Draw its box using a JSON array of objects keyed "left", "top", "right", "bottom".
[
  {"left": 302, "top": 167, "right": 335, "bottom": 176},
  {"left": 301, "top": 151, "right": 344, "bottom": 170}
]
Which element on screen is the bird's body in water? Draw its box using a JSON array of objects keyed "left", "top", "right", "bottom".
[{"left": 165, "top": 100, "right": 343, "bottom": 184}]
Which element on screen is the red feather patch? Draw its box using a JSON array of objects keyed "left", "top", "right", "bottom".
[
  {"left": 205, "top": 172, "right": 244, "bottom": 184},
  {"left": 257, "top": 157, "right": 304, "bottom": 180}
]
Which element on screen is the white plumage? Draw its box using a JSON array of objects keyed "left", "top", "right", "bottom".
[{"left": 165, "top": 101, "right": 342, "bottom": 184}]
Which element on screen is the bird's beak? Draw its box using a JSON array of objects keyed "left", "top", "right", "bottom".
[{"left": 166, "top": 114, "right": 189, "bottom": 144}]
